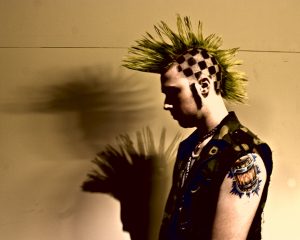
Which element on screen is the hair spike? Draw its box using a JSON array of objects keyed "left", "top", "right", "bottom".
[{"left": 123, "top": 15, "right": 247, "bottom": 103}]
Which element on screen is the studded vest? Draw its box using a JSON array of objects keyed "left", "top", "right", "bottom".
[{"left": 159, "top": 112, "right": 273, "bottom": 240}]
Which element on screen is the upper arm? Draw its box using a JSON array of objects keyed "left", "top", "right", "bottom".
[{"left": 212, "top": 153, "right": 267, "bottom": 240}]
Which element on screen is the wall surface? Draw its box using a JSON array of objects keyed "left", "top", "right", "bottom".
[{"left": 0, "top": 0, "right": 299, "bottom": 239}]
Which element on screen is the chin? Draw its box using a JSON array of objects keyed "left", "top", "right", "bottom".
[{"left": 176, "top": 119, "right": 195, "bottom": 128}]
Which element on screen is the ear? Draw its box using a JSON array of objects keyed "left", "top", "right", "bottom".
[{"left": 198, "top": 77, "right": 211, "bottom": 97}]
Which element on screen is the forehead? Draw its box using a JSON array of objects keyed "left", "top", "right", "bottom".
[
  {"left": 161, "top": 63, "right": 201, "bottom": 87},
  {"left": 160, "top": 64, "right": 188, "bottom": 89}
]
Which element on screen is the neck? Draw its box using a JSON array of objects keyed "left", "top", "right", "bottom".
[{"left": 196, "top": 100, "right": 228, "bottom": 136}]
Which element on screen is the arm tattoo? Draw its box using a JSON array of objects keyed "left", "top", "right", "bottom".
[{"left": 227, "top": 153, "right": 262, "bottom": 198}]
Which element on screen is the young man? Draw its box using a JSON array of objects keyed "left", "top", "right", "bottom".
[{"left": 123, "top": 16, "right": 273, "bottom": 240}]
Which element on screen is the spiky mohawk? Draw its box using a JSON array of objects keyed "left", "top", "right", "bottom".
[{"left": 122, "top": 15, "right": 247, "bottom": 103}]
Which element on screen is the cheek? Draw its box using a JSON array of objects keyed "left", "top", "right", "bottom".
[{"left": 178, "top": 95, "right": 198, "bottom": 113}]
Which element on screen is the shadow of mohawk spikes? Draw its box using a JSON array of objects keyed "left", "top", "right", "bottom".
[{"left": 81, "top": 127, "right": 181, "bottom": 240}]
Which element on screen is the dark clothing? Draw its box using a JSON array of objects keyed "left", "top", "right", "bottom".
[{"left": 159, "top": 112, "right": 273, "bottom": 240}]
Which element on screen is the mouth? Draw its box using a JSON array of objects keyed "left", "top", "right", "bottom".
[{"left": 170, "top": 111, "right": 178, "bottom": 120}]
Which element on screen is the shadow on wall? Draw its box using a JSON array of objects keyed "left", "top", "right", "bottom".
[
  {"left": 1, "top": 65, "right": 181, "bottom": 239},
  {"left": 82, "top": 127, "right": 181, "bottom": 240},
  {"left": 1, "top": 65, "right": 158, "bottom": 151}
]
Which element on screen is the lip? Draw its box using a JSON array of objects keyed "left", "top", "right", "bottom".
[{"left": 170, "top": 111, "right": 177, "bottom": 119}]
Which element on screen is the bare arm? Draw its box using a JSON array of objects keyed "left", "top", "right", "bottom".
[{"left": 212, "top": 153, "right": 267, "bottom": 240}]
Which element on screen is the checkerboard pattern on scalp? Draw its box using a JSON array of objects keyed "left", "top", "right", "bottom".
[{"left": 176, "top": 49, "right": 222, "bottom": 89}]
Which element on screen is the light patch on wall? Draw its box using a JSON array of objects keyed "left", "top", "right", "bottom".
[{"left": 287, "top": 178, "right": 297, "bottom": 189}]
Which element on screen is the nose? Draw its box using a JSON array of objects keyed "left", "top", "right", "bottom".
[{"left": 164, "top": 103, "right": 174, "bottom": 110}]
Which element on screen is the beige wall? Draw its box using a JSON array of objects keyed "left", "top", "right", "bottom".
[{"left": 0, "top": 0, "right": 299, "bottom": 239}]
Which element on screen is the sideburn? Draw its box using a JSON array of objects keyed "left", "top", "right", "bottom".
[{"left": 190, "top": 83, "right": 202, "bottom": 109}]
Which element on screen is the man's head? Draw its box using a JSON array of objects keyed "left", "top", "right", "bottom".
[
  {"left": 123, "top": 15, "right": 247, "bottom": 125},
  {"left": 161, "top": 53, "right": 223, "bottom": 128}
]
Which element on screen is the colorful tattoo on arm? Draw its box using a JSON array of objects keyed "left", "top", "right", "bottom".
[{"left": 228, "top": 153, "right": 261, "bottom": 198}]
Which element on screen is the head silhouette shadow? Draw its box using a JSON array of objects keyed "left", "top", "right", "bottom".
[
  {"left": 82, "top": 127, "right": 181, "bottom": 240},
  {"left": 1, "top": 64, "right": 181, "bottom": 239},
  {"left": 1, "top": 65, "right": 157, "bottom": 151}
]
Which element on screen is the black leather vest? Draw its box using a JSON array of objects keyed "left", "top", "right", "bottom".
[{"left": 159, "top": 112, "right": 273, "bottom": 240}]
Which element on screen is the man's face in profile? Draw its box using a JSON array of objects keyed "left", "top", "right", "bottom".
[{"left": 160, "top": 65, "right": 200, "bottom": 128}]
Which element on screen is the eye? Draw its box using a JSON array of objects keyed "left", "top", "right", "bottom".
[{"left": 165, "top": 88, "right": 180, "bottom": 97}]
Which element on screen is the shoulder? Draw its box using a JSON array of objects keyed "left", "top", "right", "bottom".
[
  {"left": 215, "top": 118, "right": 273, "bottom": 178},
  {"left": 226, "top": 126, "right": 273, "bottom": 176},
  {"left": 227, "top": 153, "right": 267, "bottom": 198}
]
